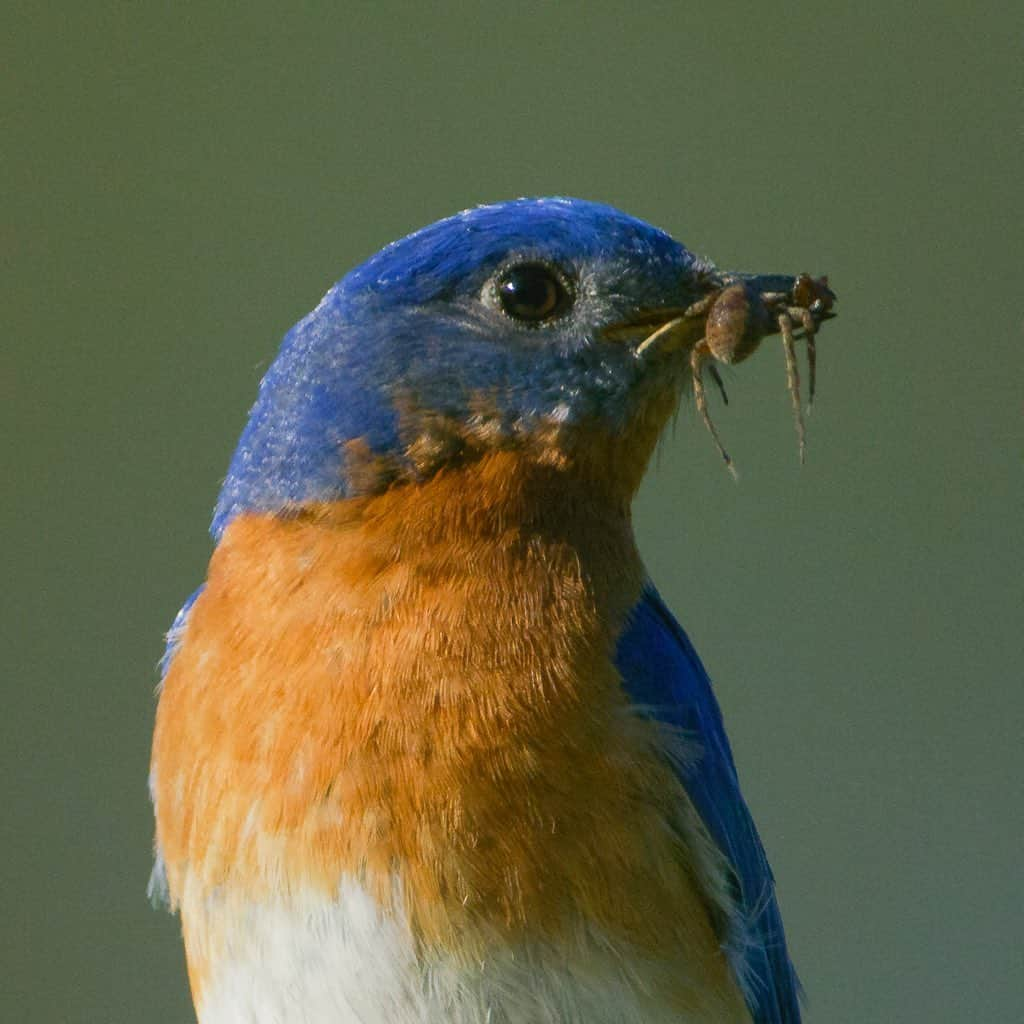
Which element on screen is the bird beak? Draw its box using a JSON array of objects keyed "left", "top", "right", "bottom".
[
  {"left": 602, "top": 272, "right": 836, "bottom": 362},
  {"left": 603, "top": 271, "right": 837, "bottom": 473}
]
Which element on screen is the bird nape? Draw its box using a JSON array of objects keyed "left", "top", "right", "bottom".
[{"left": 150, "top": 197, "right": 835, "bottom": 1024}]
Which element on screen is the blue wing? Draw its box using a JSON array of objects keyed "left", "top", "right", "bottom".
[{"left": 615, "top": 585, "right": 802, "bottom": 1024}]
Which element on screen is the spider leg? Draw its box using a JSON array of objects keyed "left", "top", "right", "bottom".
[
  {"left": 635, "top": 316, "right": 686, "bottom": 358},
  {"left": 707, "top": 362, "right": 729, "bottom": 405},
  {"left": 797, "top": 306, "right": 817, "bottom": 410},
  {"left": 778, "top": 312, "right": 806, "bottom": 464},
  {"left": 692, "top": 344, "right": 737, "bottom": 478}
]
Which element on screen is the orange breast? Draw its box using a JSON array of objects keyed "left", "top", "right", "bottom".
[{"left": 152, "top": 449, "right": 741, "bottom": 1010}]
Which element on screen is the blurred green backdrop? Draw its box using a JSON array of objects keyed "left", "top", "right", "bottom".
[{"left": 4, "top": 3, "right": 1020, "bottom": 1021}]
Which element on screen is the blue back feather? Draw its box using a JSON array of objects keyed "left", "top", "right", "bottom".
[{"left": 616, "top": 585, "right": 802, "bottom": 1023}]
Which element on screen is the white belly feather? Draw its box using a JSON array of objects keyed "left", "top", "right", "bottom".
[{"left": 193, "top": 878, "right": 743, "bottom": 1024}]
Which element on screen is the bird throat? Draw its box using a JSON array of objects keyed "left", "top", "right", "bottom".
[{"left": 151, "top": 449, "right": 730, "bottom": 995}]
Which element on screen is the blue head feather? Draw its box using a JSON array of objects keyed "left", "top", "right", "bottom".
[{"left": 212, "top": 197, "right": 712, "bottom": 536}]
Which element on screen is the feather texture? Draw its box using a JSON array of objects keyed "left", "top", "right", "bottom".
[{"left": 617, "top": 586, "right": 801, "bottom": 1022}]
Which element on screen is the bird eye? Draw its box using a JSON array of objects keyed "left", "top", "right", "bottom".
[{"left": 496, "top": 263, "right": 571, "bottom": 324}]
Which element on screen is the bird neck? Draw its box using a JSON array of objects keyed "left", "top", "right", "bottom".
[
  {"left": 152, "top": 446, "right": 747, "bottom": 1012},
  {"left": 152, "top": 448, "right": 668, "bottom": 953}
]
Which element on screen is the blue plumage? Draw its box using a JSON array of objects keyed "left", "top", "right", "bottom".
[
  {"left": 617, "top": 587, "right": 801, "bottom": 1023},
  {"left": 342, "top": 197, "right": 687, "bottom": 307},
  {"left": 212, "top": 198, "right": 709, "bottom": 536}
]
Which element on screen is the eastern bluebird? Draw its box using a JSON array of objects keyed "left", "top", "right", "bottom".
[{"left": 150, "top": 197, "right": 835, "bottom": 1023}]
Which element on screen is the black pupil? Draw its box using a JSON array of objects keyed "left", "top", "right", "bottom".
[{"left": 498, "top": 264, "right": 564, "bottom": 322}]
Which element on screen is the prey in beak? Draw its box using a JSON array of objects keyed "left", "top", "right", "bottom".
[{"left": 607, "top": 272, "right": 837, "bottom": 475}]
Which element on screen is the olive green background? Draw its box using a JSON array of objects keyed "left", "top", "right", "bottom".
[{"left": 4, "top": 3, "right": 1020, "bottom": 1021}]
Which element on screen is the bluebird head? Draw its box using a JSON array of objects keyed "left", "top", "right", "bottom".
[{"left": 213, "top": 197, "right": 834, "bottom": 535}]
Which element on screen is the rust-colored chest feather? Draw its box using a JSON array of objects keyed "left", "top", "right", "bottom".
[{"left": 152, "top": 452, "right": 732, "bottom": 980}]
